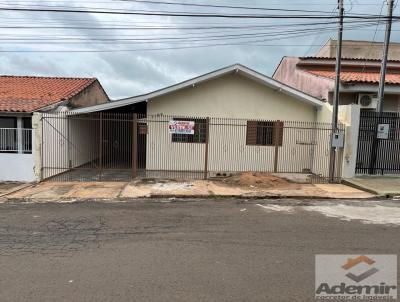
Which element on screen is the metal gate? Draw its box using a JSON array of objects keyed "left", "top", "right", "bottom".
[
  {"left": 356, "top": 111, "right": 400, "bottom": 175},
  {"left": 42, "top": 113, "right": 343, "bottom": 183},
  {"left": 42, "top": 113, "right": 136, "bottom": 181}
]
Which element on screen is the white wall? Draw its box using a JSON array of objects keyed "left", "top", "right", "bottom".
[
  {"left": 339, "top": 105, "right": 361, "bottom": 179},
  {"left": 0, "top": 134, "right": 35, "bottom": 182}
]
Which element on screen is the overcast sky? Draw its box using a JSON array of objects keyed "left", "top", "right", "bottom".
[{"left": 0, "top": 0, "right": 398, "bottom": 99}]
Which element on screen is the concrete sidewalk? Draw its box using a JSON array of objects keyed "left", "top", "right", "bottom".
[
  {"left": 3, "top": 179, "right": 374, "bottom": 202},
  {"left": 0, "top": 182, "right": 31, "bottom": 197},
  {"left": 344, "top": 176, "right": 400, "bottom": 197}
]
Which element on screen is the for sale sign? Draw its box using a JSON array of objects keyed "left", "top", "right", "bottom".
[{"left": 168, "top": 120, "right": 195, "bottom": 135}]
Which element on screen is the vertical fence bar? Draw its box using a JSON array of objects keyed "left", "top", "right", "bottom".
[
  {"left": 273, "top": 120, "right": 280, "bottom": 173},
  {"left": 132, "top": 113, "right": 138, "bottom": 179},
  {"left": 41, "top": 115, "right": 44, "bottom": 180},
  {"left": 204, "top": 117, "right": 210, "bottom": 180},
  {"left": 99, "top": 112, "right": 103, "bottom": 181}
]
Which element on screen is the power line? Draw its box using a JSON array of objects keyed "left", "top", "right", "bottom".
[
  {"left": 304, "top": 3, "right": 338, "bottom": 56},
  {"left": 0, "top": 1, "right": 337, "bottom": 14},
  {"left": 3, "top": 0, "right": 388, "bottom": 6},
  {"left": 0, "top": 18, "right": 390, "bottom": 31},
  {"left": 0, "top": 19, "right": 392, "bottom": 47},
  {"left": 0, "top": 22, "right": 388, "bottom": 44},
  {"left": 362, "top": 0, "right": 386, "bottom": 72},
  {"left": 0, "top": 6, "right": 396, "bottom": 19}
]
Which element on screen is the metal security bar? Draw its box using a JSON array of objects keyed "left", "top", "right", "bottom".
[
  {"left": 42, "top": 113, "right": 344, "bottom": 183},
  {"left": 0, "top": 128, "right": 32, "bottom": 153},
  {"left": 356, "top": 111, "right": 400, "bottom": 175}
]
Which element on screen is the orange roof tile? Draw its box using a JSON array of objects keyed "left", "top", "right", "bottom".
[
  {"left": 301, "top": 56, "right": 400, "bottom": 63},
  {"left": 0, "top": 76, "right": 97, "bottom": 113},
  {"left": 305, "top": 70, "right": 400, "bottom": 85}
]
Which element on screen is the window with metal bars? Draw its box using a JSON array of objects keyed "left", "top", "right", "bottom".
[{"left": 246, "top": 120, "right": 283, "bottom": 146}]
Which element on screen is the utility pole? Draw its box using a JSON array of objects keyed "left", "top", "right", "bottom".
[
  {"left": 369, "top": 0, "right": 394, "bottom": 174},
  {"left": 329, "top": 0, "right": 344, "bottom": 182},
  {"left": 377, "top": 0, "right": 394, "bottom": 113}
]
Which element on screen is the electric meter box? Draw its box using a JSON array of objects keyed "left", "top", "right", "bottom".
[{"left": 331, "top": 132, "right": 344, "bottom": 148}]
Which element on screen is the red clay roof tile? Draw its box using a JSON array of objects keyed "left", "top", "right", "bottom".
[
  {"left": 305, "top": 70, "right": 400, "bottom": 85},
  {"left": 0, "top": 76, "right": 97, "bottom": 113},
  {"left": 300, "top": 56, "right": 400, "bottom": 62}
]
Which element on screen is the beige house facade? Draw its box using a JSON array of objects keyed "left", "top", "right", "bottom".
[
  {"left": 147, "top": 73, "right": 317, "bottom": 120},
  {"left": 142, "top": 68, "right": 326, "bottom": 176},
  {"left": 60, "top": 64, "right": 343, "bottom": 181}
]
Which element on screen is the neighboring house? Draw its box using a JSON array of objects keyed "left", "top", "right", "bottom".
[
  {"left": 273, "top": 40, "right": 400, "bottom": 176},
  {"left": 273, "top": 56, "right": 400, "bottom": 113},
  {"left": 0, "top": 76, "right": 109, "bottom": 181},
  {"left": 39, "top": 64, "right": 345, "bottom": 182},
  {"left": 316, "top": 39, "right": 400, "bottom": 60}
]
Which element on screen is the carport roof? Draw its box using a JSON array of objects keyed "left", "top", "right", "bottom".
[{"left": 71, "top": 64, "right": 325, "bottom": 114}]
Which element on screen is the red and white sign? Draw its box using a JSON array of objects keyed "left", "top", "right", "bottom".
[{"left": 168, "top": 120, "right": 195, "bottom": 135}]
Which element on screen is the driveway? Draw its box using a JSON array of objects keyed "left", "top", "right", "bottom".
[{"left": 0, "top": 199, "right": 399, "bottom": 302}]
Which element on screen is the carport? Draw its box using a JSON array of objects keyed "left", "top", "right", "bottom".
[{"left": 41, "top": 101, "right": 147, "bottom": 182}]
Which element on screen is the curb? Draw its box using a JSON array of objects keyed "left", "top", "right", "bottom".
[
  {"left": 147, "top": 194, "right": 367, "bottom": 200},
  {"left": 3, "top": 194, "right": 379, "bottom": 204}
]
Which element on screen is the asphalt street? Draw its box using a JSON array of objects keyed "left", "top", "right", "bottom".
[{"left": 0, "top": 199, "right": 399, "bottom": 302}]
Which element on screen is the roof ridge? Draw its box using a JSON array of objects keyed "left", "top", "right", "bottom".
[
  {"left": 0, "top": 75, "right": 96, "bottom": 80},
  {"left": 300, "top": 56, "right": 400, "bottom": 62},
  {"left": 329, "top": 39, "right": 400, "bottom": 44}
]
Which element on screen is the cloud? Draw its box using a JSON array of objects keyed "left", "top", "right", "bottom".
[{"left": 0, "top": 0, "right": 396, "bottom": 99}]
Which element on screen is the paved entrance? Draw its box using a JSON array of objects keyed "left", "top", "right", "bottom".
[
  {"left": 345, "top": 176, "right": 400, "bottom": 197},
  {"left": 5, "top": 179, "right": 373, "bottom": 201}
]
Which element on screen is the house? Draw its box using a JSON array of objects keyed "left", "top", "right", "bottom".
[
  {"left": 38, "top": 64, "right": 346, "bottom": 183},
  {"left": 0, "top": 76, "right": 109, "bottom": 181},
  {"left": 273, "top": 41, "right": 400, "bottom": 112},
  {"left": 316, "top": 38, "right": 400, "bottom": 60},
  {"left": 273, "top": 39, "right": 400, "bottom": 176}
]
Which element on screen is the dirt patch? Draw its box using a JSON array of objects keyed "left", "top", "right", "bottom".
[{"left": 217, "top": 172, "right": 299, "bottom": 189}]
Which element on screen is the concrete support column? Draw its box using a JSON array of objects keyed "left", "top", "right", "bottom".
[
  {"left": 339, "top": 105, "right": 361, "bottom": 179},
  {"left": 32, "top": 113, "right": 43, "bottom": 182},
  {"left": 17, "top": 117, "right": 23, "bottom": 154}
]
